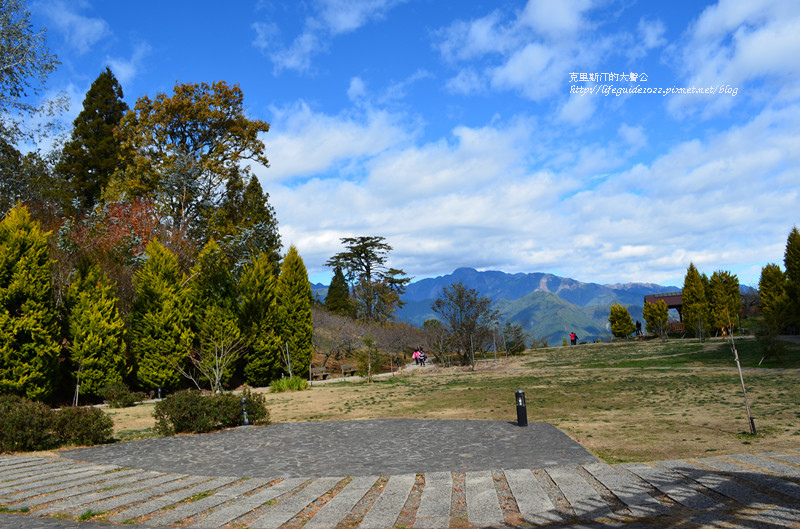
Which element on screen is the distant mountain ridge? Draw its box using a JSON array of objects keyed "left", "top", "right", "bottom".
[
  {"left": 395, "top": 267, "right": 679, "bottom": 345},
  {"left": 312, "top": 267, "right": 679, "bottom": 345}
]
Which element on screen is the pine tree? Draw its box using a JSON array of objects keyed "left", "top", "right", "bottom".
[
  {"left": 56, "top": 67, "right": 128, "bottom": 209},
  {"left": 608, "top": 302, "right": 635, "bottom": 338},
  {"left": 682, "top": 263, "right": 709, "bottom": 338},
  {"left": 239, "top": 252, "right": 282, "bottom": 386},
  {"left": 130, "top": 240, "right": 193, "bottom": 391},
  {"left": 784, "top": 226, "right": 800, "bottom": 326},
  {"left": 325, "top": 266, "right": 352, "bottom": 316},
  {"left": 0, "top": 205, "right": 61, "bottom": 400},
  {"left": 67, "top": 264, "right": 129, "bottom": 400},
  {"left": 278, "top": 246, "right": 313, "bottom": 377}
]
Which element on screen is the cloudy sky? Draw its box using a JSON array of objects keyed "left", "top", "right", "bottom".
[{"left": 29, "top": 0, "right": 800, "bottom": 287}]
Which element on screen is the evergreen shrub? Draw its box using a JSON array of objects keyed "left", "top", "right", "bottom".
[
  {"left": 270, "top": 376, "right": 309, "bottom": 393},
  {"left": 101, "top": 381, "right": 145, "bottom": 408},
  {"left": 53, "top": 407, "right": 114, "bottom": 446},
  {"left": 0, "top": 395, "right": 55, "bottom": 452},
  {"left": 153, "top": 389, "right": 270, "bottom": 436}
]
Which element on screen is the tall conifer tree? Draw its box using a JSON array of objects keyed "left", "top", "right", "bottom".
[
  {"left": 0, "top": 205, "right": 60, "bottom": 400},
  {"left": 682, "top": 262, "right": 709, "bottom": 338},
  {"left": 56, "top": 67, "right": 128, "bottom": 209},
  {"left": 759, "top": 263, "right": 789, "bottom": 337},
  {"left": 239, "top": 252, "right": 282, "bottom": 386},
  {"left": 709, "top": 270, "right": 740, "bottom": 332},
  {"left": 67, "top": 264, "right": 128, "bottom": 399},
  {"left": 784, "top": 226, "right": 800, "bottom": 325},
  {"left": 278, "top": 246, "right": 313, "bottom": 377},
  {"left": 325, "top": 266, "right": 352, "bottom": 316},
  {"left": 130, "top": 240, "right": 193, "bottom": 390},
  {"left": 186, "top": 239, "right": 241, "bottom": 391}
]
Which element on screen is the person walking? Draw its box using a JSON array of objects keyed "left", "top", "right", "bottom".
[{"left": 569, "top": 332, "right": 578, "bottom": 346}]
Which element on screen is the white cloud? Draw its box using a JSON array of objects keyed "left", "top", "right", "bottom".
[
  {"left": 638, "top": 18, "right": 666, "bottom": 49},
  {"left": 105, "top": 42, "right": 151, "bottom": 87},
  {"left": 519, "top": 0, "right": 595, "bottom": 39},
  {"left": 253, "top": 0, "right": 406, "bottom": 73},
  {"left": 318, "top": 0, "right": 405, "bottom": 35},
  {"left": 34, "top": 0, "right": 110, "bottom": 54},
  {"left": 557, "top": 93, "right": 596, "bottom": 124},
  {"left": 669, "top": 0, "right": 800, "bottom": 117},
  {"left": 256, "top": 101, "right": 412, "bottom": 181},
  {"left": 347, "top": 77, "right": 367, "bottom": 103}
]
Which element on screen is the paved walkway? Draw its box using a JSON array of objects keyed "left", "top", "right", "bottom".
[{"left": 0, "top": 420, "right": 799, "bottom": 528}]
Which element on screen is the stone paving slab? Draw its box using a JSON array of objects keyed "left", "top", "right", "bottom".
[
  {"left": 358, "top": 473, "right": 416, "bottom": 529},
  {"left": 189, "top": 477, "right": 307, "bottom": 529},
  {"left": 10, "top": 469, "right": 148, "bottom": 509},
  {"left": 465, "top": 470, "right": 504, "bottom": 527},
  {"left": 2, "top": 423, "right": 800, "bottom": 529},
  {"left": 1, "top": 466, "right": 122, "bottom": 503},
  {"left": 622, "top": 463, "right": 726, "bottom": 511},
  {"left": 730, "top": 453, "right": 800, "bottom": 477},
  {"left": 503, "top": 468, "right": 563, "bottom": 524},
  {"left": 61, "top": 420, "right": 598, "bottom": 478},
  {"left": 250, "top": 476, "right": 343, "bottom": 529},
  {"left": 547, "top": 466, "right": 613, "bottom": 520},
  {"left": 107, "top": 475, "right": 238, "bottom": 522},
  {"left": 413, "top": 471, "right": 452, "bottom": 529},
  {"left": 699, "top": 457, "right": 800, "bottom": 501},
  {"left": 305, "top": 474, "right": 378, "bottom": 529},
  {"left": 583, "top": 462, "right": 669, "bottom": 518},
  {"left": 144, "top": 477, "right": 271, "bottom": 526}
]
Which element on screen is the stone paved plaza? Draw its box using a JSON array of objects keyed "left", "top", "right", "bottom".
[{"left": 0, "top": 419, "right": 799, "bottom": 528}]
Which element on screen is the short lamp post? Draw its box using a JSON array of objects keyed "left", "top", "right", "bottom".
[
  {"left": 515, "top": 390, "right": 528, "bottom": 427},
  {"left": 241, "top": 397, "right": 250, "bottom": 426}
]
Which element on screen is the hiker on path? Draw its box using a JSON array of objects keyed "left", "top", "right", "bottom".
[
  {"left": 570, "top": 332, "right": 578, "bottom": 346},
  {"left": 413, "top": 348, "right": 420, "bottom": 365}
]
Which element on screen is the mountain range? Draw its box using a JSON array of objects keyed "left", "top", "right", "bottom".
[{"left": 313, "top": 267, "right": 680, "bottom": 345}]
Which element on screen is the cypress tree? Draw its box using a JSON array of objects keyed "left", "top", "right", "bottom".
[
  {"left": 277, "top": 246, "right": 313, "bottom": 377},
  {"left": 130, "top": 240, "right": 193, "bottom": 391},
  {"left": 187, "top": 239, "right": 240, "bottom": 391},
  {"left": 67, "top": 264, "right": 129, "bottom": 400},
  {"left": 784, "top": 226, "right": 800, "bottom": 325},
  {"left": 709, "top": 270, "right": 740, "bottom": 332},
  {"left": 0, "top": 205, "right": 60, "bottom": 400},
  {"left": 609, "top": 302, "right": 635, "bottom": 338},
  {"left": 325, "top": 266, "right": 352, "bottom": 316},
  {"left": 239, "top": 252, "right": 282, "bottom": 386},
  {"left": 56, "top": 67, "right": 128, "bottom": 209},
  {"left": 759, "top": 263, "right": 789, "bottom": 335},
  {"left": 682, "top": 262, "right": 709, "bottom": 338},
  {"left": 643, "top": 299, "right": 668, "bottom": 337}
]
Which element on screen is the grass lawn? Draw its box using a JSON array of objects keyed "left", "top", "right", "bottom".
[{"left": 108, "top": 336, "right": 800, "bottom": 464}]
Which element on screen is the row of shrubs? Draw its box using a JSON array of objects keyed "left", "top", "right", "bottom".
[
  {"left": 0, "top": 395, "right": 114, "bottom": 452},
  {"left": 153, "top": 388, "right": 270, "bottom": 436},
  {"left": 1, "top": 388, "right": 271, "bottom": 452}
]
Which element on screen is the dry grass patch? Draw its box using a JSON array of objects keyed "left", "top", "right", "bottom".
[{"left": 106, "top": 338, "right": 800, "bottom": 463}]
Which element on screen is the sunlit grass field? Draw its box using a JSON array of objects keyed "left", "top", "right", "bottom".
[{"left": 108, "top": 336, "right": 800, "bottom": 463}]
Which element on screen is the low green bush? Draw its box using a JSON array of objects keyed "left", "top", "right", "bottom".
[
  {"left": 241, "top": 388, "right": 270, "bottom": 425},
  {"left": 53, "top": 406, "right": 114, "bottom": 446},
  {"left": 270, "top": 376, "right": 309, "bottom": 393},
  {"left": 153, "top": 389, "right": 270, "bottom": 436},
  {"left": 101, "top": 381, "right": 146, "bottom": 408},
  {"left": 0, "top": 395, "right": 56, "bottom": 452}
]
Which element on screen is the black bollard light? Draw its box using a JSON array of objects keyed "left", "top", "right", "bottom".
[
  {"left": 241, "top": 397, "right": 250, "bottom": 426},
  {"left": 157, "top": 386, "right": 162, "bottom": 400},
  {"left": 515, "top": 390, "right": 528, "bottom": 427}
]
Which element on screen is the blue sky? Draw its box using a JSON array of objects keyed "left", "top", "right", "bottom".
[{"left": 28, "top": 0, "right": 800, "bottom": 287}]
